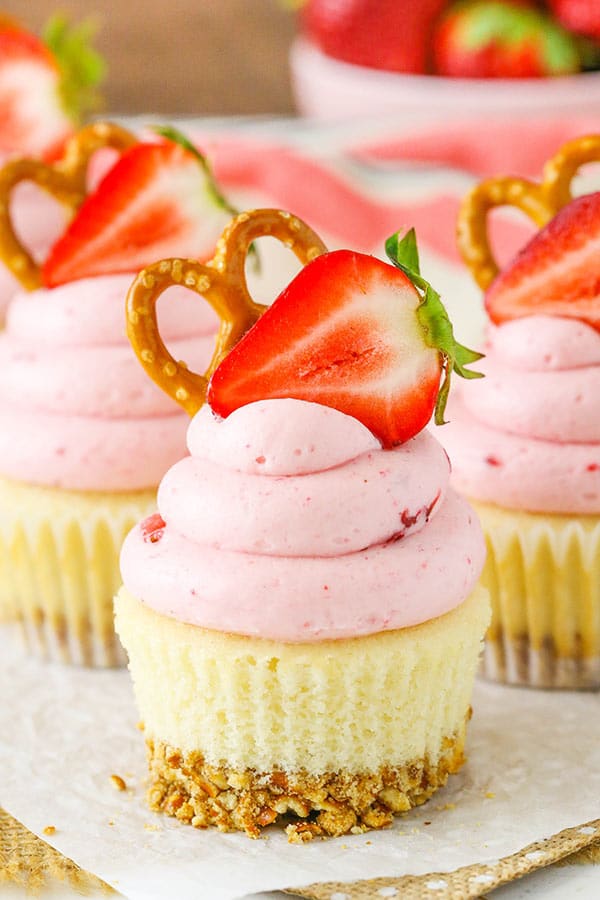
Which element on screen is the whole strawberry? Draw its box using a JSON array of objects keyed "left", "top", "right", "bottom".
[
  {"left": 302, "top": 0, "right": 448, "bottom": 73},
  {"left": 432, "top": 0, "right": 581, "bottom": 78},
  {"left": 548, "top": 0, "right": 600, "bottom": 41},
  {"left": 0, "top": 15, "right": 104, "bottom": 159}
]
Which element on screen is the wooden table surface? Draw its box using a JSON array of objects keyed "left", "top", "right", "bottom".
[{"left": 5, "top": 0, "right": 297, "bottom": 116}]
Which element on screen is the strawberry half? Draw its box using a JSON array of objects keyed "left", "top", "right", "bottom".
[
  {"left": 42, "top": 127, "right": 235, "bottom": 287},
  {"left": 485, "top": 192, "right": 600, "bottom": 332},
  {"left": 0, "top": 15, "right": 104, "bottom": 159},
  {"left": 208, "top": 230, "right": 482, "bottom": 448}
]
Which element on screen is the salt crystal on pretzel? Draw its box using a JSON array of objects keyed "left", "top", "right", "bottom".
[
  {"left": 126, "top": 208, "right": 328, "bottom": 415},
  {"left": 457, "top": 134, "right": 600, "bottom": 290},
  {"left": 0, "top": 121, "right": 137, "bottom": 290}
]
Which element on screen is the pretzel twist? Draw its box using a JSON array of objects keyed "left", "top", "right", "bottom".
[
  {"left": 126, "top": 208, "right": 328, "bottom": 416},
  {"left": 0, "top": 121, "right": 137, "bottom": 290},
  {"left": 457, "top": 134, "right": 600, "bottom": 290}
]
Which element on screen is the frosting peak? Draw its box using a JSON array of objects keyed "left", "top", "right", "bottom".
[{"left": 187, "top": 399, "right": 380, "bottom": 476}]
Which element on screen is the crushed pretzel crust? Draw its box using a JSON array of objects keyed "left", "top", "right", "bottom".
[{"left": 146, "top": 733, "right": 466, "bottom": 841}]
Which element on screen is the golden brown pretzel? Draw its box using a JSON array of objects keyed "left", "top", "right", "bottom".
[
  {"left": 457, "top": 134, "right": 600, "bottom": 289},
  {"left": 0, "top": 121, "right": 137, "bottom": 290},
  {"left": 126, "top": 208, "right": 328, "bottom": 416}
]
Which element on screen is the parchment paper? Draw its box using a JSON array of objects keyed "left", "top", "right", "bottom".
[{"left": 1, "top": 635, "right": 599, "bottom": 900}]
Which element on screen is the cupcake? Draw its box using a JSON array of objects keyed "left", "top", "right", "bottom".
[
  {"left": 0, "top": 14, "right": 105, "bottom": 325},
  {"left": 116, "top": 210, "right": 489, "bottom": 839},
  {"left": 443, "top": 135, "right": 600, "bottom": 689},
  {"left": 0, "top": 128, "right": 234, "bottom": 664}
]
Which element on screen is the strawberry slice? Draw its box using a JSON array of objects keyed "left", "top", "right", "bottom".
[
  {"left": 42, "top": 128, "right": 235, "bottom": 287},
  {"left": 208, "top": 230, "right": 482, "bottom": 448},
  {"left": 0, "top": 15, "right": 104, "bottom": 158},
  {"left": 485, "top": 192, "right": 600, "bottom": 332}
]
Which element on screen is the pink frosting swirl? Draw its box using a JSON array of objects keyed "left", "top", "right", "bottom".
[
  {"left": 442, "top": 316, "right": 600, "bottom": 514},
  {"left": 0, "top": 274, "right": 218, "bottom": 490},
  {"left": 120, "top": 399, "right": 485, "bottom": 641}
]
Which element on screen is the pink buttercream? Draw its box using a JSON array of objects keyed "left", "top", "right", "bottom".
[
  {"left": 0, "top": 274, "right": 218, "bottom": 490},
  {"left": 120, "top": 399, "right": 485, "bottom": 641},
  {"left": 442, "top": 316, "right": 600, "bottom": 514}
]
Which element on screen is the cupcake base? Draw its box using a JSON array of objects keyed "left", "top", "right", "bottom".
[
  {"left": 115, "top": 584, "right": 489, "bottom": 839},
  {"left": 0, "top": 477, "right": 156, "bottom": 666},
  {"left": 472, "top": 500, "right": 600, "bottom": 690},
  {"left": 146, "top": 730, "right": 467, "bottom": 840}
]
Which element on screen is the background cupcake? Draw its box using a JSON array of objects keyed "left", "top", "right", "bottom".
[
  {"left": 0, "top": 129, "right": 233, "bottom": 665},
  {"left": 116, "top": 210, "right": 489, "bottom": 839},
  {"left": 442, "top": 138, "right": 600, "bottom": 688}
]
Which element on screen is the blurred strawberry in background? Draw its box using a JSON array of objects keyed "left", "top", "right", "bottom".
[
  {"left": 295, "top": 0, "right": 600, "bottom": 77},
  {"left": 0, "top": 14, "right": 104, "bottom": 159},
  {"left": 432, "top": 1, "right": 580, "bottom": 78},
  {"left": 302, "top": 0, "right": 448, "bottom": 73},
  {"left": 549, "top": 0, "right": 600, "bottom": 40}
]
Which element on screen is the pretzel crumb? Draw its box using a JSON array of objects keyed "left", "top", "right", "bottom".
[{"left": 146, "top": 732, "right": 465, "bottom": 841}]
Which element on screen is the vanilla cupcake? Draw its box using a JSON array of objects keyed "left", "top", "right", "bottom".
[
  {"left": 0, "top": 129, "right": 232, "bottom": 664},
  {"left": 444, "top": 138, "right": 600, "bottom": 688},
  {"left": 116, "top": 210, "right": 489, "bottom": 838}
]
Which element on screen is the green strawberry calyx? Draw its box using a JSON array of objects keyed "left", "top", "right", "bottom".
[
  {"left": 43, "top": 15, "right": 106, "bottom": 123},
  {"left": 386, "top": 228, "right": 484, "bottom": 426}
]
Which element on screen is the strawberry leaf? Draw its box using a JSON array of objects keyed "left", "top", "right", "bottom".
[
  {"left": 43, "top": 14, "right": 105, "bottom": 123},
  {"left": 386, "top": 228, "right": 483, "bottom": 425}
]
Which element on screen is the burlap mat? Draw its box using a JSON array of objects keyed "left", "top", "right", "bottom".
[{"left": 1, "top": 808, "right": 598, "bottom": 898}]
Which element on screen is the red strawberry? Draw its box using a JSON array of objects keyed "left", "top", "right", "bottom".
[
  {"left": 42, "top": 128, "right": 235, "bottom": 287},
  {"left": 485, "top": 192, "right": 600, "bottom": 331},
  {"left": 0, "top": 15, "right": 104, "bottom": 159},
  {"left": 209, "top": 230, "right": 481, "bottom": 448},
  {"left": 141, "top": 513, "right": 166, "bottom": 544},
  {"left": 432, "top": 1, "right": 581, "bottom": 78},
  {"left": 302, "top": 0, "right": 448, "bottom": 74},
  {"left": 549, "top": 0, "right": 600, "bottom": 41}
]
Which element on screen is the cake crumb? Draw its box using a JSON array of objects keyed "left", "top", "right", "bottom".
[
  {"left": 136, "top": 721, "right": 145, "bottom": 731},
  {"left": 43, "top": 825, "right": 56, "bottom": 836},
  {"left": 144, "top": 823, "right": 161, "bottom": 832},
  {"left": 108, "top": 820, "right": 115, "bottom": 826},
  {"left": 110, "top": 774, "right": 127, "bottom": 791}
]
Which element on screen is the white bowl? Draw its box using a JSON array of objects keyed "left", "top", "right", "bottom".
[{"left": 291, "top": 36, "right": 600, "bottom": 120}]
